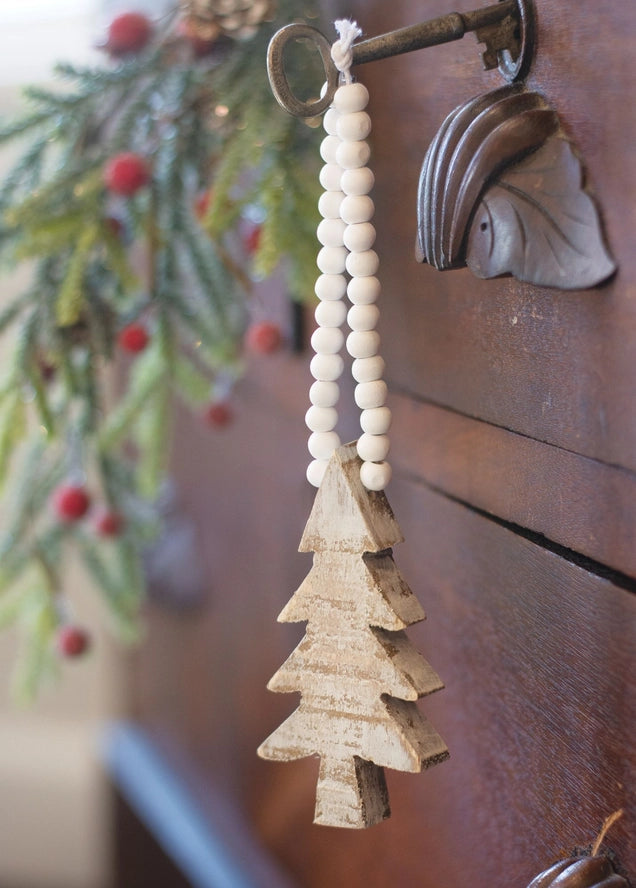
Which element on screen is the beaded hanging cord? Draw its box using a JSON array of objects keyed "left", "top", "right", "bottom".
[
  {"left": 307, "top": 20, "right": 392, "bottom": 493},
  {"left": 259, "top": 23, "right": 449, "bottom": 828}
]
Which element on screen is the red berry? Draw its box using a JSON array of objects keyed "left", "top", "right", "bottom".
[
  {"left": 104, "top": 152, "right": 150, "bottom": 196},
  {"left": 178, "top": 19, "right": 218, "bottom": 56},
  {"left": 243, "top": 224, "right": 262, "bottom": 256},
  {"left": 38, "top": 358, "right": 56, "bottom": 382},
  {"left": 53, "top": 484, "right": 91, "bottom": 522},
  {"left": 245, "top": 321, "right": 283, "bottom": 355},
  {"left": 106, "top": 12, "right": 153, "bottom": 56},
  {"left": 205, "top": 401, "right": 234, "bottom": 428},
  {"left": 104, "top": 215, "right": 124, "bottom": 239},
  {"left": 194, "top": 188, "right": 212, "bottom": 221},
  {"left": 57, "top": 625, "right": 91, "bottom": 658},
  {"left": 118, "top": 322, "right": 149, "bottom": 353},
  {"left": 94, "top": 509, "right": 125, "bottom": 537}
]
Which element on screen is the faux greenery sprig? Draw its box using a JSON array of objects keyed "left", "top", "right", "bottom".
[{"left": 0, "top": 0, "right": 323, "bottom": 698}]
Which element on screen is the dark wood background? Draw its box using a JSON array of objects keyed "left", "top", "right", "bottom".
[{"left": 125, "top": 1, "right": 635, "bottom": 885}]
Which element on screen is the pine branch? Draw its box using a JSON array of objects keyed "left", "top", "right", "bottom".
[
  {"left": 98, "top": 341, "right": 168, "bottom": 449},
  {"left": 173, "top": 353, "right": 213, "bottom": 407},
  {"left": 11, "top": 587, "right": 59, "bottom": 703},
  {"left": 0, "top": 0, "right": 323, "bottom": 694}
]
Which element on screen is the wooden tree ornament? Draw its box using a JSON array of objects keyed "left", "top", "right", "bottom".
[{"left": 258, "top": 443, "right": 449, "bottom": 828}]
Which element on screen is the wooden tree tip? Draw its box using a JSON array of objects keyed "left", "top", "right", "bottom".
[{"left": 299, "top": 443, "right": 404, "bottom": 554}]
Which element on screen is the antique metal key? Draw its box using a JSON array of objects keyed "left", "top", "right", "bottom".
[{"left": 267, "top": 0, "right": 534, "bottom": 118}]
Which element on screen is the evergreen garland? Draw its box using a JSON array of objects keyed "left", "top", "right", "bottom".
[{"left": 0, "top": 0, "right": 323, "bottom": 698}]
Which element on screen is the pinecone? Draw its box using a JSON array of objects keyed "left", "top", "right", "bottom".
[
  {"left": 179, "top": 0, "right": 274, "bottom": 41},
  {"left": 526, "top": 855, "right": 628, "bottom": 887}
]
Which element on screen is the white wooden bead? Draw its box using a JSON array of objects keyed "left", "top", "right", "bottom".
[
  {"left": 308, "top": 430, "right": 341, "bottom": 459},
  {"left": 310, "top": 353, "right": 344, "bottom": 381},
  {"left": 311, "top": 326, "right": 344, "bottom": 355},
  {"left": 340, "top": 195, "right": 375, "bottom": 224},
  {"left": 317, "top": 245, "right": 347, "bottom": 275},
  {"left": 315, "top": 274, "right": 347, "bottom": 301},
  {"left": 320, "top": 134, "right": 341, "bottom": 164},
  {"left": 318, "top": 190, "right": 344, "bottom": 219},
  {"left": 317, "top": 218, "right": 346, "bottom": 247},
  {"left": 337, "top": 111, "right": 372, "bottom": 142},
  {"left": 307, "top": 458, "right": 328, "bottom": 487},
  {"left": 347, "top": 330, "right": 380, "bottom": 359},
  {"left": 336, "top": 140, "right": 371, "bottom": 170},
  {"left": 360, "top": 406, "right": 392, "bottom": 435},
  {"left": 357, "top": 432, "right": 390, "bottom": 462},
  {"left": 348, "top": 304, "right": 380, "bottom": 332},
  {"left": 343, "top": 222, "right": 376, "bottom": 252},
  {"left": 346, "top": 249, "right": 379, "bottom": 278},
  {"left": 341, "top": 167, "right": 375, "bottom": 196},
  {"left": 355, "top": 380, "right": 388, "bottom": 410},
  {"left": 352, "top": 355, "right": 385, "bottom": 383},
  {"left": 319, "top": 163, "right": 343, "bottom": 192},
  {"left": 305, "top": 405, "right": 338, "bottom": 432},
  {"left": 333, "top": 82, "right": 369, "bottom": 113},
  {"left": 360, "top": 459, "right": 392, "bottom": 491},
  {"left": 315, "top": 299, "right": 347, "bottom": 327},
  {"left": 309, "top": 380, "right": 340, "bottom": 408},
  {"left": 323, "top": 107, "right": 339, "bottom": 136},
  {"left": 347, "top": 275, "right": 381, "bottom": 304}
]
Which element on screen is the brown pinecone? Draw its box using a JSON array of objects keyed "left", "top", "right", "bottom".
[
  {"left": 526, "top": 855, "right": 628, "bottom": 887},
  {"left": 179, "top": 0, "right": 274, "bottom": 41}
]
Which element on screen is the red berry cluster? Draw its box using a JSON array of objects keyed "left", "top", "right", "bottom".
[{"left": 52, "top": 484, "right": 124, "bottom": 536}]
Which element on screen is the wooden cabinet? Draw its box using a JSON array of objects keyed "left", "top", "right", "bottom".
[{"left": 123, "top": 1, "right": 635, "bottom": 885}]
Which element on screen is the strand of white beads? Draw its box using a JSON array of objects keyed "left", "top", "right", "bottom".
[
  {"left": 306, "top": 98, "right": 346, "bottom": 488},
  {"left": 336, "top": 80, "right": 392, "bottom": 492},
  {"left": 306, "top": 19, "right": 391, "bottom": 492}
]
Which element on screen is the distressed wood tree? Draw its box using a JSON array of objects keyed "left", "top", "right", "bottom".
[{"left": 258, "top": 443, "right": 449, "bottom": 828}]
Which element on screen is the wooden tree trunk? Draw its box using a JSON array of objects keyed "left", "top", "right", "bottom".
[{"left": 315, "top": 757, "right": 389, "bottom": 829}]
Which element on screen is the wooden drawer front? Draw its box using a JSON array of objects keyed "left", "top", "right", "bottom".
[
  {"left": 390, "top": 394, "right": 636, "bottom": 580},
  {"left": 253, "top": 480, "right": 635, "bottom": 886},
  {"left": 341, "top": 0, "right": 636, "bottom": 473}
]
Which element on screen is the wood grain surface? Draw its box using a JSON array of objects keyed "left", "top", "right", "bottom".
[
  {"left": 252, "top": 479, "right": 635, "bottom": 886},
  {"left": 390, "top": 393, "right": 636, "bottom": 580},
  {"left": 342, "top": 0, "right": 636, "bottom": 473}
]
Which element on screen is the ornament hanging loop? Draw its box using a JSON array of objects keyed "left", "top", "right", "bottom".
[{"left": 267, "top": 0, "right": 534, "bottom": 118}]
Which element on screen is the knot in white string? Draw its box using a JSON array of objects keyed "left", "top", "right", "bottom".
[{"left": 331, "top": 19, "right": 362, "bottom": 84}]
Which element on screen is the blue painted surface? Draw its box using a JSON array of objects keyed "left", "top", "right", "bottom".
[{"left": 102, "top": 722, "right": 260, "bottom": 888}]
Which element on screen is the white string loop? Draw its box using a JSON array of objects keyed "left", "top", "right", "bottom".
[{"left": 331, "top": 19, "right": 362, "bottom": 84}]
